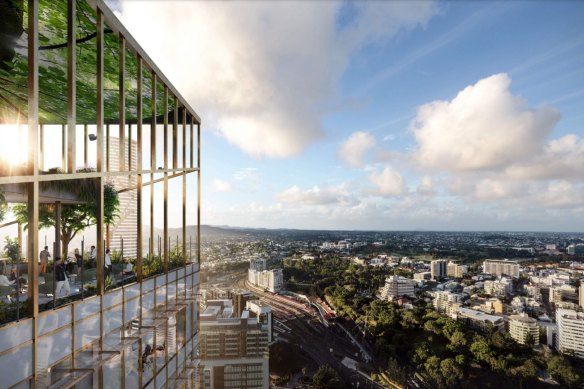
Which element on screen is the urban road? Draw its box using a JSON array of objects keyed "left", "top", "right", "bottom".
[{"left": 234, "top": 276, "right": 385, "bottom": 389}]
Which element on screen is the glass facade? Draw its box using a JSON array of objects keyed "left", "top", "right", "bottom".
[{"left": 0, "top": 0, "right": 201, "bottom": 387}]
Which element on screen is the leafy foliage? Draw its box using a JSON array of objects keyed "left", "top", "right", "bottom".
[
  {"left": 3, "top": 236, "right": 20, "bottom": 262},
  {"left": 12, "top": 179, "right": 119, "bottom": 256}
]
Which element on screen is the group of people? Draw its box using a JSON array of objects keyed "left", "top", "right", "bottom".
[
  {"left": 38, "top": 245, "right": 133, "bottom": 298},
  {"left": 0, "top": 265, "right": 25, "bottom": 288},
  {"left": 39, "top": 245, "right": 97, "bottom": 277}
]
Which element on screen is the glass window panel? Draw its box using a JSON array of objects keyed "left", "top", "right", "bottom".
[{"left": 168, "top": 177, "right": 183, "bottom": 270}]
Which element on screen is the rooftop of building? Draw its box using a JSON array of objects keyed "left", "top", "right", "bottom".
[
  {"left": 509, "top": 313, "right": 537, "bottom": 324},
  {"left": 458, "top": 307, "right": 503, "bottom": 324}
]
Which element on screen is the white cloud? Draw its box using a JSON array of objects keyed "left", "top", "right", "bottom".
[
  {"left": 212, "top": 178, "right": 232, "bottom": 192},
  {"left": 417, "top": 176, "right": 434, "bottom": 195},
  {"left": 338, "top": 131, "right": 376, "bottom": 168},
  {"left": 504, "top": 134, "right": 584, "bottom": 180},
  {"left": 118, "top": 1, "right": 437, "bottom": 158},
  {"left": 277, "top": 184, "right": 358, "bottom": 207},
  {"left": 368, "top": 166, "right": 405, "bottom": 197},
  {"left": 411, "top": 73, "right": 560, "bottom": 171}
]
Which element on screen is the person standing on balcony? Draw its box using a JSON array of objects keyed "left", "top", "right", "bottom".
[
  {"left": 74, "top": 248, "right": 83, "bottom": 276},
  {"left": 105, "top": 249, "right": 112, "bottom": 277},
  {"left": 39, "top": 246, "right": 50, "bottom": 275},
  {"left": 88, "top": 245, "right": 96, "bottom": 268},
  {"left": 54, "top": 257, "right": 70, "bottom": 297}
]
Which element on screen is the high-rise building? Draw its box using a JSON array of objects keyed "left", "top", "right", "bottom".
[
  {"left": 509, "top": 313, "right": 539, "bottom": 345},
  {"left": 447, "top": 261, "right": 467, "bottom": 278},
  {"left": 0, "top": 1, "right": 202, "bottom": 387},
  {"left": 430, "top": 259, "right": 447, "bottom": 280},
  {"left": 483, "top": 259, "right": 520, "bottom": 278},
  {"left": 556, "top": 308, "right": 584, "bottom": 358},
  {"left": 379, "top": 276, "right": 416, "bottom": 300},
  {"left": 248, "top": 260, "right": 284, "bottom": 292},
  {"left": 199, "top": 300, "right": 269, "bottom": 389}
]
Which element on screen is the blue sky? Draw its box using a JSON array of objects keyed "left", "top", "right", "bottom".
[{"left": 116, "top": 1, "right": 584, "bottom": 231}]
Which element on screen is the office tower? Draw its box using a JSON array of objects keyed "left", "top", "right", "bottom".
[
  {"left": 199, "top": 300, "right": 269, "bottom": 389},
  {"left": 509, "top": 313, "right": 539, "bottom": 345},
  {"left": 430, "top": 259, "right": 447, "bottom": 280},
  {"left": 483, "top": 259, "right": 520, "bottom": 278},
  {"left": 556, "top": 308, "right": 584, "bottom": 358},
  {"left": 0, "top": 1, "right": 202, "bottom": 387}
]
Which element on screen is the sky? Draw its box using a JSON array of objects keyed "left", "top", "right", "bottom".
[{"left": 112, "top": 0, "right": 584, "bottom": 232}]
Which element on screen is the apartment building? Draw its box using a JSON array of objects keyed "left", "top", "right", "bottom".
[
  {"left": 447, "top": 262, "right": 467, "bottom": 278},
  {"left": 556, "top": 308, "right": 584, "bottom": 358},
  {"left": 199, "top": 300, "right": 269, "bottom": 389},
  {"left": 484, "top": 278, "right": 513, "bottom": 297},
  {"left": 433, "top": 291, "right": 464, "bottom": 316},
  {"left": 248, "top": 259, "right": 284, "bottom": 292},
  {"left": 431, "top": 259, "right": 447, "bottom": 280},
  {"left": 483, "top": 259, "right": 520, "bottom": 278},
  {"left": 509, "top": 313, "right": 539, "bottom": 345},
  {"left": 379, "top": 276, "right": 416, "bottom": 300},
  {"left": 457, "top": 307, "right": 505, "bottom": 333}
]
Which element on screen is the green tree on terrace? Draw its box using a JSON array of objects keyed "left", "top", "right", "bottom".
[{"left": 13, "top": 176, "right": 119, "bottom": 257}]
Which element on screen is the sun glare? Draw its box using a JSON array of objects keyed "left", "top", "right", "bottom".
[{"left": 0, "top": 124, "right": 28, "bottom": 169}]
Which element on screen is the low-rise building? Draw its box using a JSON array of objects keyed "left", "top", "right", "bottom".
[
  {"left": 509, "top": 313, "right": 539, "bottom": 345},
  {"left": 413, "top": 272, "right": 431, "bottom": 281},
  {"left": 457, "top": 307, "right": 504, "bottom": 333},
  {"left": 479, "top": 298, "right": 504, "bottom": 314}
]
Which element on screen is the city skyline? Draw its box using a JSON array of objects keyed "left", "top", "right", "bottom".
[{"left": 112, "top": 0, "right": 584, "bottom": 232}]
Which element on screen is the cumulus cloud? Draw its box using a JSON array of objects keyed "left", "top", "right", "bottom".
[
  {"left": 411, "top": 73, "right": 560, "bottom": 171},
  {"left": 212, "top": 178, "right": 232, "bottom": 192},
  {"left": 504, "top": 134, "right": 584, "bottom": 180},
  {"left": 118, "top": 1, "right": 437, "bottom": 158},
  {"left": 338, "top": 131, "right": 376, "bottom": 168},
  {"left": 368, "top": 166, "right": 405, "bottom": 196},
  {"left": 277, "top": 184, "right": 358, "bottom": 207},
  {"left": 417, "top": 176, "right": 434, "bottom": 195}
]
